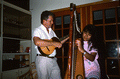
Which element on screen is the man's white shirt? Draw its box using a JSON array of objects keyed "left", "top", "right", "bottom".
[{"left": 33, "top": 24, "right": 58, "bottom": 57}]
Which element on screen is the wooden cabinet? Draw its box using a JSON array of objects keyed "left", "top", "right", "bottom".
[{"left": 0, "top": 0, "right": 31, "bottom": 78}]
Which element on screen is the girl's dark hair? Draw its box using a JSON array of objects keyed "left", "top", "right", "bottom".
[
  {"left": 82, "top": 24, "right": 97, "bottom": 50},
  {"left": 41, "top": 10, "right": 54, "bottom": 24}
]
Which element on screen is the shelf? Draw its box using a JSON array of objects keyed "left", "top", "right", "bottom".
[
  {"left": 2, "top": 59, "right": 29, "bottom": 71},
  {"left": 3, "top": 37, "right": 31, "bottom": 41},
  {"left": 0, "top": 0, "right": 31, "bottom": 73},
  {"left": 2, "top": 66, "right": 30, "bottom": 73},
  {"left": 2, "top": 53, "right": 30, "bottom": 55},
  {"left": 3, "top": 21, "right": 29, "bottom": 28},
  {"left": 2, "top": 54, "right": 30, "bottom": 71},
  {"left": 3, "top": 4, "right": 31, "bottom": 40},
  {"left": 3, "top": 1, "right": 31, "bottom": 15},
  {"left": 2, "top": 59, "right": 19, "bottom": 71}
]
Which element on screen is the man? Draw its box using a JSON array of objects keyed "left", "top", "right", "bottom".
[{"left": 33, "top": 10, "right": 69, "bottom": 79}]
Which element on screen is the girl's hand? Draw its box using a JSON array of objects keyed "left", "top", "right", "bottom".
[
  {"left": 75, "top": 38, "right": 84, "bottom": 53},
  {"left": 75, "top": 38, "right": 82, "bottom": 48}
]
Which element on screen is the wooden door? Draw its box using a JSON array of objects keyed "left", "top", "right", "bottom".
[
  {"left": 51, "top": 1, "right": 120, "bottom": 79},
  {"left": 90, "top": 1, "right": 120, "bottom": 79}
]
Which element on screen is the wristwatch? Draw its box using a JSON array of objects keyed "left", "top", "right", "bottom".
[{"left": 83, "top": 52, "right": 86, "bottom": 55}]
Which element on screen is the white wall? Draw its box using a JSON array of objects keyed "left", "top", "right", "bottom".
[{"left": 30, "top": 0, "right": 102, "bottom": 62}]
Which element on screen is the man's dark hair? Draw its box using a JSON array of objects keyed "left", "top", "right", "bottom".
[{"left": 41, "top": 10, "right": 54, "bottom": 24}]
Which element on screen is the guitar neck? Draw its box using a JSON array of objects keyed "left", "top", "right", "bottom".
[{"left": 59, "top": 34, "right": 69, "bottom": 42}]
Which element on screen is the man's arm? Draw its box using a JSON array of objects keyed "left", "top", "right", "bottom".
[
  {"left": 33, "top": 36, "right": 62, "bottom": 48},
  {"left": 61, "top": 37, "right": 69, "bottom": 44}
]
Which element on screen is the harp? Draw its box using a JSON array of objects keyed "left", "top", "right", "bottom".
[{"left": 64, "top": 3, "right": 85, "bottom": 79}]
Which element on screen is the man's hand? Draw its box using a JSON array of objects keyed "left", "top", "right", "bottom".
[{"left": 52, "top": 42, "right": 62, "bottom": 48}]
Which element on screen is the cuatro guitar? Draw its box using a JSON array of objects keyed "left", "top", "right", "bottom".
[{"left": 37, "top": 34, "right": 69, "bottom": 56}]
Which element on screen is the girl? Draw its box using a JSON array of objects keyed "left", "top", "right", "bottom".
[{"left": 75, "top": 24, "right": 100, "bottom": 79}]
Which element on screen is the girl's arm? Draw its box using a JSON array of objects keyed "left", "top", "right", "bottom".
[
  {"left": 75, "top": 39, "right": 97, "bottom": 61},
  {"left": 82, "top": 51, "right": 97, "bottom": 61}
]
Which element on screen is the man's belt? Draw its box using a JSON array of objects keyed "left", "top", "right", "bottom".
[{"left": 36, "top": 54, "right": 55, "bottom": 59}]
